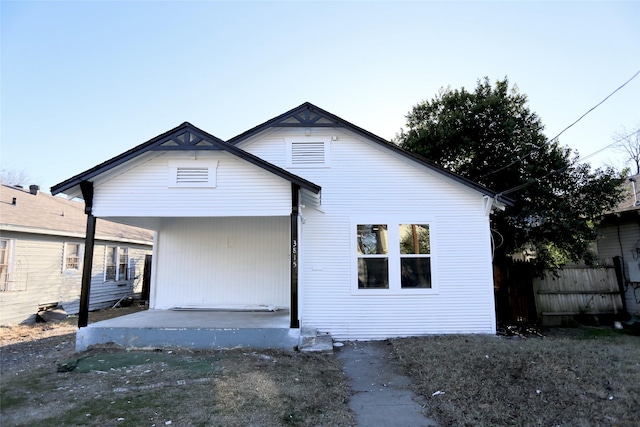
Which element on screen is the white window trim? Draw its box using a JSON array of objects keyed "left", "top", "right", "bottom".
[
  {"left": 63, "top": 242, "right": 84, "bottom": 272},
  {"left": 285, "top": 136, "right": 331, "bottom": 168},
  {"left": 350, "top": 217, "right": 438, "bottom": 295},
  {"left": 168, "top": 159, "right": 219, "bottom": 188}
]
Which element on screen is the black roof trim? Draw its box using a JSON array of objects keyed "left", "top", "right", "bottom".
[
  {"left": 228, "top": 102, "right": 513, "bottom": 206},
  {"left": 51, "top": 122, "right": 321, "bottom": 196}
]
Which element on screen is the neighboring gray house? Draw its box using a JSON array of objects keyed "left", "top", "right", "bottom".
[
  {"left": 0, "top": 184, "right": 153, "bottom": 325},
  {"left": 597, "top": 175, "right": 640, "bottom": 316},
  {"left": 51, "top": 103, "right": 509, "bottom": 340}
]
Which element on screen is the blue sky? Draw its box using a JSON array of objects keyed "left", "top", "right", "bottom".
[{"left": 2, "top": 1, "right": 639, "bottom": 193}]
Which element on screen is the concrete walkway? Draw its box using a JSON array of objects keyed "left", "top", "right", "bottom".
[{"left": 335, "top": 340, "right": 439, "bottom": 427}]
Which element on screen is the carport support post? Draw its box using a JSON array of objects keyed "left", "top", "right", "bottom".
[
  {"left": 79, "top": 181, "right": 96, "bottom": 328},
  {"left": 290, "top": 184, "right": 300, "bottom": 328}
]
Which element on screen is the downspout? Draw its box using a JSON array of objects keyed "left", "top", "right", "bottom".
[
  {"left": 290, "top": 183, "right": 300, "bottom": 328},
  {"left": 79, "top": 181, "right": 96, "bottom": 328}
]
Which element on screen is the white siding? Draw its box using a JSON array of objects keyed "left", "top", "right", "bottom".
[
  {"left": 92, "top": 152, "right": 291, "bottom": 218},
  {"left": 152, "top": 217, "right": 289, "bottom": 310},
  {"left": 241, "top": 129, "right": 496, "bottom": 338},
  {"left": 597, "top": 220, "right": 640, "bottom": 315},
  {"left": 0, "top": 232, "right": 151, "bottom": 325}
]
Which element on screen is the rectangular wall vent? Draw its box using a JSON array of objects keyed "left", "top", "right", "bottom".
[
  {"left": 286, "top": 137, "right": 331, "bottom": 168},
  {"left": 168, "top": 160, "right": 218, "bottom": 188},
  {"left": 291, "top": 142, "right": 325, "bottom": 165},
  {"left": 176, "top": 167, "right": 209, "bottom": 183}
]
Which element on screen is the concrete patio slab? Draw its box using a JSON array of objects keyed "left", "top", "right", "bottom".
[{"left": 76, "top": 309, "right": 299, "bottom": 351}]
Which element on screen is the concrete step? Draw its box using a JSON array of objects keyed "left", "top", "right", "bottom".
[{"left": 298, "top": 328, "right": 333, "bottom": 353}]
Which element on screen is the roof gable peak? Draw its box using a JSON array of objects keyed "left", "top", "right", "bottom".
[{"left": 150, "top": 122, "right": 226, "bottom": 151}]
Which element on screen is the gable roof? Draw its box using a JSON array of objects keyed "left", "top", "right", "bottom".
[
  {"left": 228, "top": 102, "right": 513, "bottom": 206},
  {"left": 50, "top": 122, "right": 321, "bottom": 197},
  {"left": 1, "top": 185, "right": 153, "bottom": 243}
]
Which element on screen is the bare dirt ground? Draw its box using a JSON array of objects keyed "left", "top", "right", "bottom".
[
  {"left": 390, "top": 328, "right": 640, "bottom": 426},
  {"left": 1, "top": 307, "right": 354, "bottom": 426}
]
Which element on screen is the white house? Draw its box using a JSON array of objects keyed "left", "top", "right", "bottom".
[
  {"left": 0, "top": 184, "right": 153, "bottom": 325},
  {"left": 51, "top": 103, "right": 509, "bottom": 340}
]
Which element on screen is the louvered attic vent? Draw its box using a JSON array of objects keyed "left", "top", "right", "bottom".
[
  {"left": 286, "top": 138, "right": 331, "bottom": 168},
  {"left": 291, "top": 142, "right": 325, "bottom": 165},
  {"left": 168, "top": 160, "right": 218, "bottom": 188},
  {"left": 176, "top": 167, "right": 209, "bottom": 183}
]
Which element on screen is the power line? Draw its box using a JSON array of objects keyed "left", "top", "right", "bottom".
[
  {"left": 577, "top": 129, "right": 639, "bottom": 164},
  {"left": 497, "top": 129, "right": 639, "bottom": 196},
  {"left": 482, "top": 69, "right": 640, "bottom": 179}
]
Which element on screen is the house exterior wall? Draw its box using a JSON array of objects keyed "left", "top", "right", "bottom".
[
  {"left": 91, "top": 151, "right": 292, "bottom": 218},
  {"left": 151, "top": 217, "right": 289, "bottom": 310},
  {"left": 0, "top": 231, "right": 151, "bottom": 325},
  {"left": 597, "top": 218, "right": 640, "bottom": 315},
  {"left": 239, "top": 129, "right": 496, "bottom": 338}
]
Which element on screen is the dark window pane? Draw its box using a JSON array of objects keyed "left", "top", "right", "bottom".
[
  {"left": 357, "top": 224, "right": 388, "bottom": 255},
  {"left": 358, "top": 258, "right": 389, "bottom": 288},
  {"left": 399, "top": 224, "right": 430, "bottom": 254},
  {"left": 105, "top": 265, "right": 116, "bottom": 281},
  {"left": 401, "top": 257, "right": 431, "bottom": 288}
]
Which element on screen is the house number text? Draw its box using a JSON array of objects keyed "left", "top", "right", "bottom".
[{"left": 292, "top": 239, "right": 297, "bottom": 268}]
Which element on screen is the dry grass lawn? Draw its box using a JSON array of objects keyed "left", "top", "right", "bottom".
[
  {"left": 4, "top": 307, "right": 640, "bottom": 426},
  {"left": 390, "top": 328, "right": 640, "bottom": 426},
  {"left": 1, "top": 308, "right": 354, "bottom": 426}
]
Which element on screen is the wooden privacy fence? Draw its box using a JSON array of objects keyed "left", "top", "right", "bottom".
[{"left": 533, "top": 261, "right": 624, "bottom": 325}]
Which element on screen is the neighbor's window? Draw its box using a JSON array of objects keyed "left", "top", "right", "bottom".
[
  {"left": 64, "top": 243, "right": 82, "bottom": 271},
  {"left": 105, "top": 247, "right": 117, "bottom": 281},
  {"left": 118, "top": 248, "right": 129, "bottom": 281},
  {"left": 399, "top": 224, "right": 431, "bottom": 288},
  {"left": 105, "top": 246, "right": 130, "bottom": 281},
  {"left": 357, "top": 224, "right": 389, "bottom": 289},
  {"left": 0, "top": 239, "right": 12, "bottom": 291}
]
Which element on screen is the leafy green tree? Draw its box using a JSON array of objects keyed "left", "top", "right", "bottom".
[{"left": 396, "top": 77, "right": 625, "bottom": 272}]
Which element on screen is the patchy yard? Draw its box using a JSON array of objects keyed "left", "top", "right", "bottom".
[
  {"left": 4, "top": 309, "right": 640, "bottom": 427},
  {"left": 391, "top": 329, "right": 640, "bottom": 426},
  {"left": 0, "top": 308, "right": 354, "bottom": 426}
]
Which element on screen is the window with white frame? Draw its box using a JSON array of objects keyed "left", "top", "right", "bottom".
[
  {"left": 355, "top": 221, "right": 433, "bottom": 292},
  {"left": 286, "top": 137, "right": 331, "bottom": 168},
  {"left": 0, "top": 239, "right": 14, "bottom": 291},
  {"left": 357, "top": 224, "right": 389, "bottom": 289},
  {"left": 168, "top": 160, "right": 218, "bottom": 188},
  {"left": 64, "top": 243, "right": 83, "bottom": 271},
  {"left": 105, "top": 246, "right": 130, "bottom": 281},
  {"left": 118, "top": 248, "right": 129, "bottom": 281},
  {"left": 399, "top": 224, "right": 432, "bottom": 288}
]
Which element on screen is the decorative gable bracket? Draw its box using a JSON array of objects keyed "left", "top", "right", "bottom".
[
  {"left": 149, "top": 130, "right": 224, "bottom": 151},
  {"left": 275, "top": 107, "right": 344, "bottom": 128}
]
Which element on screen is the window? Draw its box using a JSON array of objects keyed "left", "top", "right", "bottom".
[
  {"left": 0, "top": 239, "right": 12, "bottom": 291},
  {"left": 64, "top": 243, "right": 83, "bottom": 271},
  {"left": 357, "top": 224, "right": 389, "bottom": 288},
  {"left": 105, "top": 247, "right": 117, "bottom": 281},
  {"left": 354, "top": 221, "right": 433, "bottom": 293},
  {"left": 105, "top": 246, "right": 130, "bottom": 281},
  {"left": 286, "top": 137, "right": 331, "bottom": 168},
  {"left": 118, "top": 248, "right": 129, "bottom": 281},
  {"left": 399, "top": 224, "right": 431, "bottom": 288},
  {"left": 168, "top": 160, "right": 218, "bottom": 188}
]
